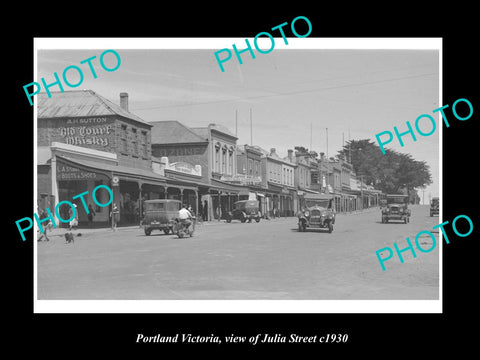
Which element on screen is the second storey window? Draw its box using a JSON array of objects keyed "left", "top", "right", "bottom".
[
  {"left": 132, "top": 128, "right": 138, "bottom": 156},
  {"left": 214, "top": 143, "right": 221, "bottom": 172},
  {"left": 141, "top": 131, "right": 148, "bottom": 157},
  {"left": 120, "top": 125, "right": 127, "bottom": 153}
]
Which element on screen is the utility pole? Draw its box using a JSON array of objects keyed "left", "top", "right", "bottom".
[
  {"left": 310, "top": 123, "right": 312, "bottom": 151},
  {"left": 250, "top": 108, "right": 252, "bottom": 146},
  {"left": 326, "top": 127, "right": 329, "bottom": 160}
]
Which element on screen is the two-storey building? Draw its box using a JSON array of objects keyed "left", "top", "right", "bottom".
[{"left": 37, "top": 90, "right": 168, "bottom": 227}]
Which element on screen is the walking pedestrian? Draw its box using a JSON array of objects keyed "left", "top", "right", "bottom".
[
  {"left": 37, "top": 208, "right": 50, "bottom": 241},
  {"left": 87, "top": 204, "right": 96, "bottom": 227},
  {"left": 69, "top": 204, "right": 78, "bottom": 230}
]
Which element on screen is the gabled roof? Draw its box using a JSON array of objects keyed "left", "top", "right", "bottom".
[
  {"left": 37, "top": 90, "right": 150, "bottom": 126},
  {"left": 150, "top": 120, "right": 208, "bottom": 145}
]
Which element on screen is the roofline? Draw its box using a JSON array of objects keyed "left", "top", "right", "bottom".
[{"left": 150, "top": 120, "right": 209, "bottom": 143}]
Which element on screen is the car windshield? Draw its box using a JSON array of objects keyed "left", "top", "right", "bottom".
[
  {"left": 387, "top": 196, "right": 408, "bottom": 205},
  {"left": 305, "top": 200, "right": 329, "bottom": 208},
  {"left": 145, "top": 202, "right": 180, "bottom": 211}
]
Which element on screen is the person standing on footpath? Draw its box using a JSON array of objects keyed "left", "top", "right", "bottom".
[
  {"left": 203, "top": 200, "right": 208, "bottom": 221},
  {"left": 110, "top": 203, "right": 119, "bottom": 231}
]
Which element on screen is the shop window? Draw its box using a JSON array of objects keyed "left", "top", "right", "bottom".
[{"left": 94, "top": 180, "right": 105, "bottom": 213}]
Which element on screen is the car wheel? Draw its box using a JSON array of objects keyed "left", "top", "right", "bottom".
[
  {"left": 328, "top": 222, "right": 333, "bottom": 233},
  {"left": 164, "top": 229, "right": 170, "bottom": 235},
  {"left": 298, "top": 223, "right": 302, "bottom": 232},
  {"left": 144, "top": 229, "right": 151, "bottom": 236},
  {"left": 255, "top": 217, "right": 260, "bottom": 223},
  {"left": 226, "top": 218, "right": 231, "bottom": 223},
  {"left": 241, "top": 217, "right": 246, "bottom": 223}
]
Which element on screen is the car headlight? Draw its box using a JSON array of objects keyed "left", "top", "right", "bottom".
[{"left": 304, "top": 211, "right": 310, "bottom": 217}]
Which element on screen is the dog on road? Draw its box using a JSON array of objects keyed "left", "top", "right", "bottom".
[{"left": 65, "top": 232, "right": 75, "bottom": 244}]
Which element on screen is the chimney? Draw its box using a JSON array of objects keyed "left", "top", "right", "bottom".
[
  {"left": 120, "top": 92, "right": 129, "bottom": 112},
  {"left": 320, "top": 152, "right": 325, "bottom": 161},
  {"left": 270, "top": 148, "right": 276, "bottom": 155},
  {"left": 287, "top": 149, "right": 294, "bottom": 162}
]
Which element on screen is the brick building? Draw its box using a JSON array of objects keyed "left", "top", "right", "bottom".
[{"left": 37, "top": 90, "right": 198, "bottom": 227}]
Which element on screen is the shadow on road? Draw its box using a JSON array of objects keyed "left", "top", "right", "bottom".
[{"left": 289, "top": 228, "right": 331, "bottom": 234}]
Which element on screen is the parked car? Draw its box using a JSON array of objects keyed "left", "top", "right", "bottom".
[
  {"left": 141, "top": 199, "right": 182, "bottom": 235},
  {"left": 430, "top": 197, "right": 439, "bottom": 217},
  {"left": 226, "top": 200, "right": 261, "bottom": 223},
  {"left": 381, "top": 194, "right": 410, "bottom": 224},
  {"left": 297, "top": 193, "right": 335, "bottom": 233}
]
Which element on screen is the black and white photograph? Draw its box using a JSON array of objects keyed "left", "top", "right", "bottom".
[{"left": 33, "top": 38, "right": 441, "bottom": 313}]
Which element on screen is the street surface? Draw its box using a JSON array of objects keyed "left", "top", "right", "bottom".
[{"left": 37, "top": 205, "right": 439, "bottom": 300}]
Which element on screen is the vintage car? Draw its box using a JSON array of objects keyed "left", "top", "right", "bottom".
[
  {"left": 226, "top": 200, "right": 261, "bottom": 223},
  {"left": 381, "top": 194, "right": 411, "bottom": 223},
  {"left": 430, "top": 197, "right": 439, "bottom": 217},
  {"left": 297, "top": 193, "right": 335, "bottom": 233},
  {"left": 141, "top": 199, "right": 182, "bottom": 235}
]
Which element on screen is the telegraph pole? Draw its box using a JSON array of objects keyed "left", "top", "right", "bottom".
[
  {"left": 235, "top": 109, "right": 238, "bottom": 137},
  {"left": 326, "top": 127, "right": 329, "bottom": 160},
  {"left": 250, "top": 108, "right": 252, "bottom": 145}
]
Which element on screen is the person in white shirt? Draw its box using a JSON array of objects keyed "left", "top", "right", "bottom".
[{"left": 178, "top": 204, "right": 193, "bottom": 232}]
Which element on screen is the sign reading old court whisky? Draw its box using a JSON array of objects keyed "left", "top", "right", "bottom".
[{"left": 58, "top": 117, "right": 113, "bottom": 147}]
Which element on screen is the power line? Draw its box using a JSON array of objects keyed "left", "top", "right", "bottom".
[{"left": 130, "top": 72, "right": 436, "bottom": 111}]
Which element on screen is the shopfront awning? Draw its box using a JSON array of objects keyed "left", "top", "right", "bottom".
[
  {"left": 55, "top": 155, "right": 168, "bottom": 186},
  {"left": 210, "top": 178, "right": 251, "bottom": 195}
]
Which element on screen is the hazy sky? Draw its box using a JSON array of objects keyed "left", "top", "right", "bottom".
[{"left": 37, "top": 40, "right": 440, "bottom": 203}]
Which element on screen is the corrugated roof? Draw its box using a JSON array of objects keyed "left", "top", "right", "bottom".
[
  {"left": 208, "top": 123, "right": 237, "bottom": 139},
  {"left": 37, "top": 90, "right": 151, "bottom": 126},
  {"left": 150, "top": 121, "right": 208, "bottom": 145},
  {"left": 189, "top": 127, "right": 209, "bottom": 140}
]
